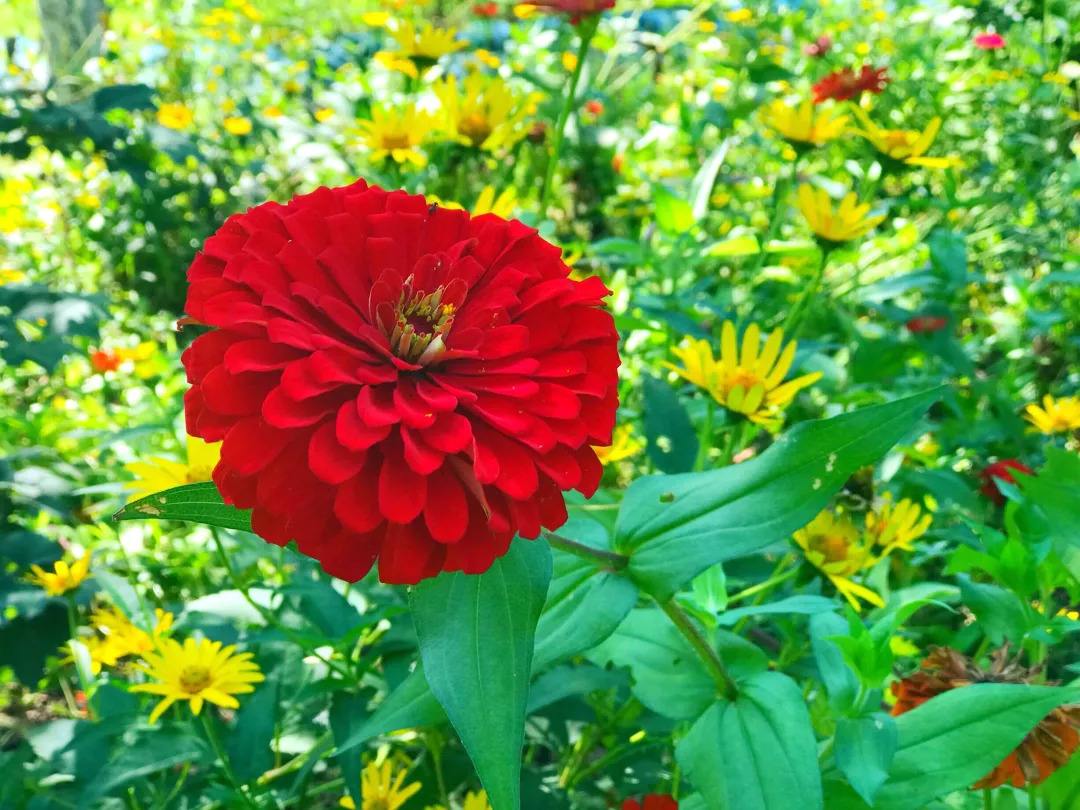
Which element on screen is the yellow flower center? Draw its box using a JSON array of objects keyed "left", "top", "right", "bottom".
[
  {"left": 178, "top": 664, "right": 213, "bottom": 694},
  {"left": 814, "top": 533, "right": 851, "bottom": 563},
  {"left": 458, "top": 112, "right": 493, "bottom": 147},
  {"left": 720, "top": 367, "right": 764, "bottom": 398},
  {"left": 881, "top": 130, "right": 917, "bottom": 152},
  {"left": 380, "top": 132, "right": 412, "bottom": 151}
]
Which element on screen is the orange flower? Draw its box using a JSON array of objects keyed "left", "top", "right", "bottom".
[{"left": 891, "top": 648, "right": 1080, "bottom": 788}]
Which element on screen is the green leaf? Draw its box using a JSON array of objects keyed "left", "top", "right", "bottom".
[
  {"left": 527, "top": 664, "right": 626, "bottom": 713},
  {"left": 226, "top": 676, "right": 279, "bottom": 783},
  {"left": 716, "top": 595, "right": 836, "bottom": 626},
  {"left": 690, "top": 139, "right": 731, "bottom": 221},
  {"left": 410, "top": 537, "right": 552, "bottom": 810},
  {"left": 534, "top": 520, "right": 638, "bottom": 672},
  {"left": 643, "top": 375, "right": 699, "bottom": 474},
  {"left": 652, "top": 184, "right": 695, "bottom": 234},
  {"left": 811, "top": 613, "right": 859, "bottom": 713},
  {"left": 0, "top": 602, "right": 68, "bottom": 684},
  {"left": 957, "top": 575, "right": 1034, "bottom": 644},
  {"left": 871, "top": 684, "right": 1080, "bottom": 810},
  {"left": 1017, "top": 447, "right": 1080, "bottom": 548},
  {"left": 704, "top": 234, "right": 760, "bottom": 257},
  {"left": 927, "top": 229, "right": 967, "bottom": 288},
  {"left": 617, "top": 389, "right": 943, "bottom": 601},
  {"left": 747, "top": 61, "right": 794, "bottom": 83},
  {"left": 335, "top": 667, "right": 446, "bottom": 755},
  {"left": 589, "top": 608, "right": 766, "bottom": 720},
  {"left": 83, "top": 728, "right": 208, "bottom": 801},
  {"left": 676, "top": 671, "right": 823, "bottom": 810},
  {"left": 834, "top": 713, "right": 897, "bottom": 805},
  {"left": 113, "top": 481, "right": 252, "bottom": 532},
  {"left": 330, "top": 691, "right": 372, "bottom": 806}
]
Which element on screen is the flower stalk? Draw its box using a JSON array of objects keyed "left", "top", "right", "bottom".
[{"left": 539, "top": 15, "right": 600, "bottom": 213}]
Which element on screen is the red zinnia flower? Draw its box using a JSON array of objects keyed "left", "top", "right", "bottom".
[
  {"left": 529, "top": 0, "right": 615, "bottom": 24},
  {"left": 905, "top": 315, "right": 949, "bottom": 334},
  {"left": 892, "top": 648, "right": 1080, "bottom": 788},
  {"left": 181, "top": 180, "right": 619, "bottom": 584},
  {"left": 473, "top": 1, "right": 499, "bottom": 16},
  {"left": 812, "top": 65, "right": 890, "bottom": 103},
  {"left": 622, "top": 796, "right": 678, "bottom": 810},
  {"left": 974, "top": 32, "right": 1006, "bottom": 50},
  {"left": 91, "top": 349, "right": 122, "bottom": 372},
  {"left": 979, "top": 459, "right": 1033, "bottom": 505},
  {"left": 804, "top": 35, "right": 832, "bottom": 58}
]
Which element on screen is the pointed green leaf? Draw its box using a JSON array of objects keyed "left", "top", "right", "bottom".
[
  {"left": 335, "top": 667, "right": 446, "bottom": 755},
  {"left": 113, "top": 482, "right": 252, "bottom": 532},
  {"left": 534, "top": 520, "right": 638, "bottom": 672},
  {"left": 869, "top": 684, "right": 1080, "bottom": 810},
  {"left": 410, "top": 537, "right": 552, "bottom": 810},
  {"left": 616, "top": 389, "right": 942, "bottom": 601},
  {"left": 676, "top": 671, "right": 823, "bottom": 810}
]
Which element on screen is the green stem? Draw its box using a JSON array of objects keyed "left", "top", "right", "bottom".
[
  {"left": 983, "top": 787, "right": 993, "bottom": 810},
  {"left": 727, "top": 563, "right": 799, "bottom": 604},
  {"left": 747, "top": 153, "right": 800, "bottom": 283},
  {"left": 201, "top": 711, "right": 259, "bottom": 809},
  {"left": 545, "top": 531, "right": 630, "bottom": 570},
  {"left": 208, "top": 529, "right": 353, "bottom": 680},
  {"left": 1028, "top": 784, "right": 1037, "bottom": 810},
  {"left": 694, "top": 399, "right": 715, "bottom": 471},
  {"left": 783, "top": 244, "right": 833, "bottom": 337},
  {"left": 539, "top": 16, "right": 599, "bottom": 214},
  {"left": 658, "top": 598, "right": 737, "bottom": 699}
]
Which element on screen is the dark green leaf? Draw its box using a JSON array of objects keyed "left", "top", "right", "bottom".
[
  {"left": 527, "top": 664, "right": 626, "bottom": 713},
  {"left": 676, "top": 671, "right": 823, "bottom": 810},
  {"left": 643, "top": 375, "right": 699, "bottom": 474},
  {"left": 330, "top": 691, "right": 372, "bottom": 806},
  {"left": 113, "top": 482, "right": 253, "bottom": 532},
  {"left": 717, "top": 595, "right": 836, "bottom": 626},
  {"left": 617, "top": 389, "right": 943, "bottom": 600},
  {"left": 871, "top": 684, "right": 1080, "bottom": 810},
  {"left": 834, "top": 713, "right": 897, "bottom": 805},
  {"left": 336, "top": 668, "right": 446, "bottom": 755},
  {"left": 410, "top": 537, "right": 551, "bottom": 810},
  {"left": 589, "top": 608, "right": 766, "bottom": 720},
  {"left": 534, "top": 519, "right": 638, "bottom": 672},
  {"left": 226, "top": 677, "right": 279, "bottom": 782},
  {"left": 0, "top": 602, "right": 68, "bottom": 684}
]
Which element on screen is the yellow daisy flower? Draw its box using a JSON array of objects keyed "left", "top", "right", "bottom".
[
  {"left": 340, "top": 757, "right": 422, "bottom": 810},
  {"left": 851, "top": 107, "right": 955, "bottom": 168},
  {"left": 472, "top": 185, "right": 518, "bottom": 218},
  {"left": 0, "top": 268, "right": 28, "bottom": 285},
  {"left": 28, "top": 553, "right": 92, "bottom": 596},
  {"left": 384, "top": 21, "right": 464, "bottom": 75},
  {"left": 594, "top": 423, "right": 644, "bottom": 465},
  {"left": 865, "top": 494, "right": 932, "bottom": 554},
  {"left": 796, "top": 184, "right": 885, "bottom": 245},
  {"left": 760, "top": 98, "right": 847, "bottom": 148},
  {"left": 131, "top": 636, "right": 264, "bottom": 723},
  {"left": 223, "top": 116, "right": 253, "bottom": 135},
  {"left": 793, "top": 510, "right": 884, "bottom": 610},
  {"left": 357, "top": 104, "right": 438, "bottom": 167},
  {"left": 433, "top": 72, "right": 539, "bottom": 153},
  {"left": 76, "top": 606, "right": 174, "bottom": 673},
  {"left": 1024, "top": 394, "right": 1080, "bottom": 435},
  {"left": 668, "top": 321, "right": 822, "bottom": 430},
  {"left": 157, "top": 102, "right": 194, "bottom": 130},
  {"left": 125, "top": 436, "right": 222, "bottom": 502}
]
